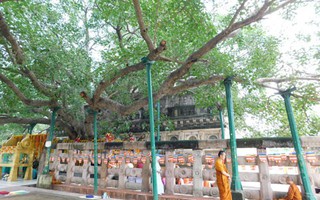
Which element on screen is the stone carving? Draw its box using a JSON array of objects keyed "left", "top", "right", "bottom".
[
  {"left": 203, "top": 187, "right": 219, "bottom": 196},
  {"left": 240, "top": 172, "right": 259, "bottom": 182},
  {"left": 125, "top": 182, "right": 141, "bottom": 190},
  {"left": 270, "top": 174, "right": 298, "bottom": 184},
  {"left": 202, "top": 169, "right": 215, "bottom": 180},
  {"left": 71, "top": 177, "right": 82, "bottom": 184},
  {"left": 174, "top": 185, "right": 193, "bottom": 194},
  {"left": 174, "top": 168, "right": 192, "bottom": 178},
  {"left": 243, "top": 190, "right": 260, "bottom": 199},
  {"left": 126, "top": 168, "right": 142, "bottom": 177},
  {"left": 57, "top": 164, "right": 67, "bottom": 172}
]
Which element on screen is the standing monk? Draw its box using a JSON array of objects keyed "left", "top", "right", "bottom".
[{"left": 215, "top": 150, "right": 232, "bottom": 200}]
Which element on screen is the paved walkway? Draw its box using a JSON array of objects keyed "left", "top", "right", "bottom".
[{"left": 0, "top": 186, "right": 119, "bottom": 199}]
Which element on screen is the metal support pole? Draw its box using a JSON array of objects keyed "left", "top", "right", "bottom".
[
  {"left": 142, "top": 57, "right": 158, "bottom": 200},
  {"left": 223, "top": 77, "right": 243, "bottom": 191},
  {"left": 217, "top": 103, "right": 225, "bottom": 140},
  {"left": 157, "top": 100, "right": 161, "bottom": 142},
  {"left": 93, "top": 110, "right": 98, "bottom": 195},
  {"left": 280, "top": 88, "right": 316, "bottom": 200},
  {"left": 43, "top": 107, "right": 59, "bottom": 175},
  {"left": 28, "top": 123, "right": 37, "bottom": 134}
]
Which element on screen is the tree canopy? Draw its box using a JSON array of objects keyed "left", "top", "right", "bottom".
[{"left": 0, "top": 0, "right": 319, "bottom": 139}]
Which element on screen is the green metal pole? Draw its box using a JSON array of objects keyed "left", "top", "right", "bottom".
[
  {"left": 157, "top": 100, "right": 161, "bottom": 142},
  {"left": 142, "top": 57, "right": 158, "bottom": 200},
  {"left": 223, "top": 77, "right": 243, "bottom": 191},
  {"left": 28, "top": 123, "right": 37, "bottom": 134},
  {"left": 217, "top": 104, "right": 225, "bottom": 140},
  {"left": 280, "top": 88, "right": 316, "bottom": 200},
  {"left": 43, "top": 107, "right": 59, "bottom": 175},
  {"left": 93, "top": 110, "right": 98, "bottom": 195}
]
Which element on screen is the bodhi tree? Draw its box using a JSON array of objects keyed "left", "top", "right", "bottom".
[{"left": 0, "top": 0, "right": 319, "bottom": 139}]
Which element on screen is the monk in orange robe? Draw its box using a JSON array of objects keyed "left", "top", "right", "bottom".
[
  {"left": 215, "top": 150, "right": 232, "bottom": 200},
  {"left": 278, "top": 177, "right": 302, "bottom": 200}
]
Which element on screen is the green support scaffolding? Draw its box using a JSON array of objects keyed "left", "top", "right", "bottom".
[
  {"left": 142, "top": 56, "right": 158, "bottom": 200},
  {"left": 43, "top": 107, "right": 59, "bottom": 175},
  {"left": 280, "top": 88, "right": 316, "bottom": 200},
  {"left": 223, "top": 77, "right": 243, "bottom": 191},
  {"left": 93, "top": 110, "right": 98, "bottom": 195}
]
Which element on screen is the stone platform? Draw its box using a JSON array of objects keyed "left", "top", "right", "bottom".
[{"left": 53, "top": 184, "right": 218, "bottom": 200}]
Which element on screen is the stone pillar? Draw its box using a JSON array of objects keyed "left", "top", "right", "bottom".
[
  {"left": 37, "top": 148, "right": 47, "bottom": 175},
  {"left": 141, "top": 158, "right": 151, "bottom": 192},
  {"left": 257, "top": 149, "right": 272, "bottom": 200},
  {"left": 193, "top": 150, "right": 203, "bottom": 197},
  {"left": 82, "top": 152, "right": 89, "bottom": 186},
  {"left": 100, "top": 154, "right": 108, "bottom": 188},
  {"left": 118, "top": 160, "right": 126, "bottom": 189},
  {"left": 65, "top": 150, "right": 74, "bottom": 184},
  {"left": 165, "top": 151, "right": 175, "bottom": 195}
]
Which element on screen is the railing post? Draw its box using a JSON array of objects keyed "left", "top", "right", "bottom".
[
  {"left": 193, "top": 150, "right": 204, "bottom": 197},
  {"left": 141, "top": 158, "right": 151, "bottom": 193},
  {"left": 165, "top": 151, "right": 175, "bottom": 195},
  {"left": 280, "top": 88, "right": 316, "bottom": 200},
  {"left": 257, "top": 149, "right": 272, "bottom": 200},
  {"left": 65, "top": 150, "right": 74, "bottom": 185},
  {"left": 118, "top": 161, "right": 126, "bottom": 189}
]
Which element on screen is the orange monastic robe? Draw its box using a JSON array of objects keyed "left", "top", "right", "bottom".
[
  {"left": 215, "top": 158, "right": 232, "bottom": 200},
  {"left": 284, "top": 183, "right": 302, "bottom": 200}
]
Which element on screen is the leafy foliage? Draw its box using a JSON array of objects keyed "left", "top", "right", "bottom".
[{"left": 0, "top": 0, "right": 319, "bottom": 139}]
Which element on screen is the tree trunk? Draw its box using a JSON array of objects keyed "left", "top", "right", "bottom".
[{"left": 84, "top": 112, "right": 94, "bottom": 139}]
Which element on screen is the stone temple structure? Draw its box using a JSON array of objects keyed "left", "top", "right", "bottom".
[{"left": 128, "top": 94, "right": 223, "bottom": 141}]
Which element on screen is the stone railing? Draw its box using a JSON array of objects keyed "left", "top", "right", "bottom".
[{"left": 50, "top": 137, "right": 320, "bottom": 199}]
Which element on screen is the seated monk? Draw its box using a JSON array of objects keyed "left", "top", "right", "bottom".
[
  {"left": 278, "top": 177, "right": 302, "bottom": 200},
  {"left": 49, "top": 170, "right": 61, "bottom": 184}
]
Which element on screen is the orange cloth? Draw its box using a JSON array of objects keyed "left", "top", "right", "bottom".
[
  {"left": 283, "top": 183, "right": 302, "bottom": 200},
  {"left": 215, "top": 158, "right": 232, "bottom": 200}
]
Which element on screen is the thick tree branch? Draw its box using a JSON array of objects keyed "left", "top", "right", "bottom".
[
  {"left": 0, "top": 73, "right": 56, "bottom": 107},
  {"left": 158, "top": 0, "right": 295, "bottom": 91},
  {"left": 20, "top": 67, "right": 53, "bottom": 97},
  {"left": 0, "top": 117, "right": 50, "bottom": 125},
  {"left": 169, "top": 75, "right": 225, "bottom": 94},
  {"left": 0, "top": 12, "right": 24, "bottom": 65},
  {"left": 95, "top": 75, "right": 226, "bottom": 115},
  {"left": 90, "top": 40, "right": 166, "bottom": 105},
  {"left": 132, "top": 0, "right": 154, "bottom": 52}
]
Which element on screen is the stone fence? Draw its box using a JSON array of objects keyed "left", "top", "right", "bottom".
[{"left": 50, "top": 137, "right": 320, "bottom": 199}]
